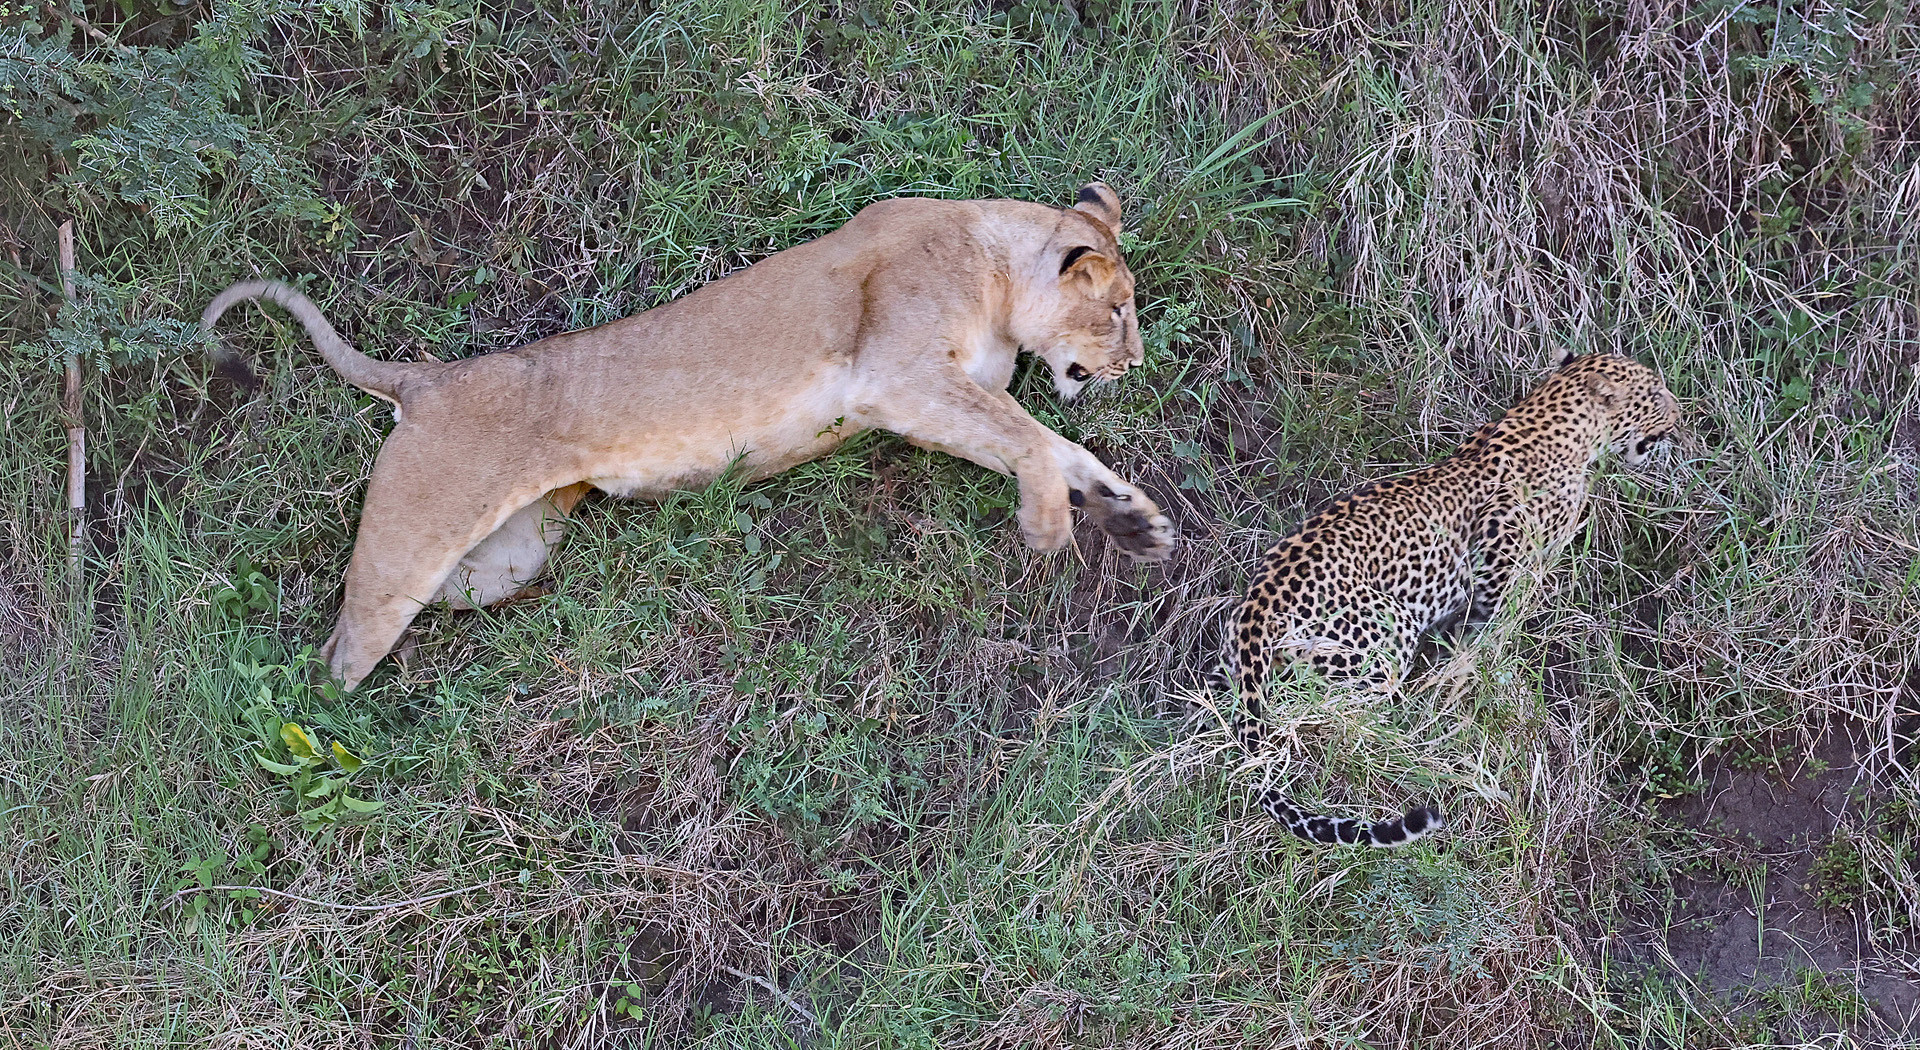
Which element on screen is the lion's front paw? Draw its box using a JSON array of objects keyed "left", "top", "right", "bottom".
[
  {"left": 1077, "top": 482, "right": 1177, "bottom": 562},
  {"left": 1106, "top": 508, "right": 1177, "bottom": 561}
]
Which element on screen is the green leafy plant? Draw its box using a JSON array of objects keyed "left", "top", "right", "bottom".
[
  {"left": 236, "top": 653, "right": 382, "bottom": 831},
  {"left": 211, "top": 554, "right": 277, "bottom": 622},
  {"left": 1753, "top": 967, "right": 1868, "bottom": 1027},
  {"left": 30, "top": 269, "right": 204, "bottom": 372},
  {"left": 172, "top": 823, "right": 277, "bottom": 932},
  {"left": 1806, "top": 834, "right": 1867, "bottom": 911},
  {"left": 1750, "top": 306, "right": 1841, "bottom": 420},
  {"left": 612, "top": 982, "right": 647, "bottom": 1023},
  {"left": 1, "top": 0, "right": 324, "bottom": 234},
  {"left": 253, "top": 717, "right": 382, "bottom": 830}
]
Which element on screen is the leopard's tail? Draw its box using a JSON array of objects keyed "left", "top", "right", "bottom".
[
  {"left": 1255, "top": 787, "right": 1443, "bottom": 848},
  {"left": 1214, "top": 627, "right": 1444, "bottom": 849},
  {"left": 1239, "top": 715, "right": 1445, "bottom": 848},
  {"left": 201, "top": 280, "right": 417, "bottom": 401}
]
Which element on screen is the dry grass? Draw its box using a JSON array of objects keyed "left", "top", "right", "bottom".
[{"left": 2, "top": 0, "right": 1917, "bottom": 1046}]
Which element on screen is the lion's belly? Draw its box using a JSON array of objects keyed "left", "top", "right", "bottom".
[{"left": 581, "top": 383, "right": 858, "bottom": 500}]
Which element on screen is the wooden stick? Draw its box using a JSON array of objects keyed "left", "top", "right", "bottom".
[
  {"left": 41, "top": 0, "right": 134, "bottom": 53},
  {"left": 57, "top": 220, "right": 84, "bottom": 580},
  {"left": 719, "top": 964, "right": 818, "bottom": 1026}
]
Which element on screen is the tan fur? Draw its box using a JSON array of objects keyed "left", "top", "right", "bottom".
[{"left": 202, "top": 184, "right": 1176, "bottom": 691}]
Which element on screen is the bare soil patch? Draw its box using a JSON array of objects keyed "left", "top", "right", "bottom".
[{"left": 1612, "top": 726, "right": 1920, "bottom": 1043}]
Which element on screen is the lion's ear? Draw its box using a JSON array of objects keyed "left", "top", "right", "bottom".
[
  {"left": 1059, "top": 245, "right": 1115, "bottom": 292},
  {"left": 1072, "top": 182, "right": 1122, "bottom": 236}
]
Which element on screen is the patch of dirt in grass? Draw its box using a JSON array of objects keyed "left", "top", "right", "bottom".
[{"left": 1611, "top": 726, "right": 1920, "bottom": 1042}]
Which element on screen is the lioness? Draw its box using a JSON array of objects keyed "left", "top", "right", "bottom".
[{"left": 204, "top": 183, "right": 1176, "bottom": 691}]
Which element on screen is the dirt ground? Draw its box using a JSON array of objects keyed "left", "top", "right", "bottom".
[{"left": 1611, "top": 724, "right": 1920, "bottom": 1043}]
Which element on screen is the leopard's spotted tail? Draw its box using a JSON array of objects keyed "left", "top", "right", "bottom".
[
  {"left": 1256, "top": 787, "right": 1443, "bottom": 848},
  {"left": 1215, "top": 634, "right": 1443, "bottom": 849},
  {"left": 1237, "top": 716, "right": 1445, "bottom": 849}
]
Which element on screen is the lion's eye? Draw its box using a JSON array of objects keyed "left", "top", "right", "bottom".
[{"left": 1112, "top": 305, "right": 1124, "bottom": 318}]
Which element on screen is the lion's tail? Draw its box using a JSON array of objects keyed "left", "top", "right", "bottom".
[{"left": 201, "top": 280, "right": 414, "bottom": 401}]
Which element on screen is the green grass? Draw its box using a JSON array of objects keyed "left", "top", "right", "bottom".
[{"left": 3, "top": 0, "right": 1918, "bottom": 1045}]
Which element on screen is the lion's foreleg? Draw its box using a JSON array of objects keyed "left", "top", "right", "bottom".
[
  {"left": 869, "top": 376, "right": 1073, "bottom": 552},
  {"left": 1041, "top": 433, "right": 1177, "bottom": 561}
]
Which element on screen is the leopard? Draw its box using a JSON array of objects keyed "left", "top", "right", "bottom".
[
  {"left": 200, "top": 183, "right": 1177, "bottom": 692},
  {"left": 1222, "top": 351, "right": 1680, "bottom": 846}
]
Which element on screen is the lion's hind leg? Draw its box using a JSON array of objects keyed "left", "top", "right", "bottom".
[
  {"left": 436, "top": 482, "right": 590, "bottom": 610},
  {"left": 322, "top": 428, "right": 577, "bottom": 691}
]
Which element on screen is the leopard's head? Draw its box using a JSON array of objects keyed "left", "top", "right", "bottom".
[
  {"left": 1554, "top": 350, "right": 1681, "bottom": 467},
  {"left": 1011, "top": 183, "right": 1144, "bottom": 400}
]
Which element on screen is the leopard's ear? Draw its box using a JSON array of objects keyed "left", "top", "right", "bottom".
[
  {"left": 1072, "top": 182, "right": 1122, "bottom": 237},
  {"left": 1553, "top": 347, "right": 1578, "bottom": 368},
  {"left": 1584, "top": 371, "right": 1623, "bottom": 409}
]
